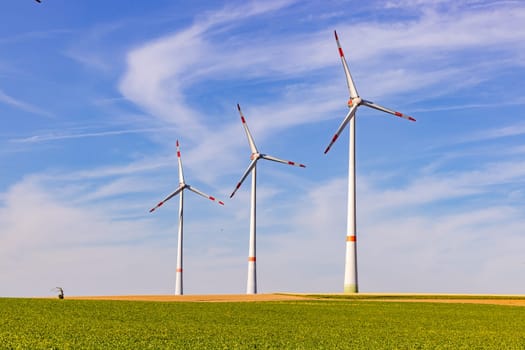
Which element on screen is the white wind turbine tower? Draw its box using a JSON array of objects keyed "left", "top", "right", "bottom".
[
  {"left": 324, "top": 31, "right": 416, "bottom": 293},
  {"left": 149, "top": 140, "right": 224, "bottom": 295},
  {"left": 230, "top": 104, "right": 306, "bottom": 294}
]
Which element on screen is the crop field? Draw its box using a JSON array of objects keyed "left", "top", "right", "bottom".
[{"left": 1, "top": 295, "right": 525, "bottom": 349}]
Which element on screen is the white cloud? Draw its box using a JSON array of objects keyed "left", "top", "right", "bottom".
[
  {"left": 228, "top": 156, "right": 525, "bottom": 294},
  {"left": 0, "top": 175, "right": 185, "bottom": 296},
  {"left": 360, "top": 203, "right": 525, "bottom": 293},
  {"left": 0, "top": 29, "right": 70, "bottom": 45},
  {"left": 2, "top": 129, "right": 525, "bottom": 296},
  {"left": 79, "top": 176, "right": 159, "bottom": 202},
  {"left": 0, "top": 89, "right": 53, "bottom": 117},
  {"left": 119, "top": 1, "right": 525, "bottom": 152},
  {"left": 10, "top": 127, "right": 179, "bottom": 144},
  {"left": 53, "top": 156, "right": 175, "bottom": 181},
  {"left": 119, "top": 0, "right": 298, "bottom": 131},
  {"left": 461, "top": 121, "right": 525, "bottom": 143}
]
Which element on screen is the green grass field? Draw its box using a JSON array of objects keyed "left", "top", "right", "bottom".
[{"left": 1, "top": 297, "right": 525, "bottom": 349}]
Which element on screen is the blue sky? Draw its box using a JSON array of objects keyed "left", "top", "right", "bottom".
[{"left": 1, "top": 0, "right": 525, "bottom": 297}]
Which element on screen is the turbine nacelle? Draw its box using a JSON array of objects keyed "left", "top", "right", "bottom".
[{"left": 347, "top": 97, "right": 362, "bottom": 108}]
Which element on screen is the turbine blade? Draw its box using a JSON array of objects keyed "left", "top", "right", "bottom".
[
  {"left": 261, "top": 154, "right": 306, "bottom": 168},
  {"left": 176, "top": 140, "right": 185, "bottom": 184},
  {"left": 237, "top": 104, "right": 258, "bottom": 154},
  {"left": 230, "top": 158, "right": 258, "bottom": 198},
  {"left": 334, "top": 30, "right": 359, "bottom": 99},
  {"left": 149, "top": 185, "right": 185, "bottom": 213},
  {"left": 324, "top": 104, "right": 358, "bottom": 154},
  {"left": 361, "top": 100, "right": 416, "bottom": 122},
  {"left": 187, "top": 185, "right": 225, "bottom": 205}
]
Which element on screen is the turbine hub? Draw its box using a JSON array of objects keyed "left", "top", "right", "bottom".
[
  {"left": 348, "top": 97, "right": 361, "bottom": 107},
  {"left": 250, "top": 153, "right": 260, "bottom": 160}
]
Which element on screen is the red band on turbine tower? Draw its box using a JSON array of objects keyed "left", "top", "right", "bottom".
[
  {"left": 346, "top": 235, "right": 356, "bottom": 242},
  {"left": 248, "top": 257, "right": 256, "bottom": 262},
  {"left": 176, "top": 268, "right": 182, "bottom": 272}
]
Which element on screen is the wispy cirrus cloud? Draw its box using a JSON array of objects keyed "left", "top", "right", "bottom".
[
  {"left": 119, "top": 0, "right": 298, "bottom": 128},
  {"left": 360, "top": 157, "right": 525, "bottom": 216},
  {"left": 0, "top": 89, "right": 53, "bottom": 117},
  {"left": 120, "top": 1, "right": 525, "bottom": 130},
  {"left": 459, "top": 121, "right": 525, "bottom": 144},
  {"left": 112, "top": 0, "right": 525, "bottom": 195},
  {"left": 0, "top": 29, "right": 70, "bottom": 45},
  {"left": 116, "top": 1, "right": 525, "bottom": 189},
  {"left": 11, "top": 126, "right": 179, "bottom": 143}
]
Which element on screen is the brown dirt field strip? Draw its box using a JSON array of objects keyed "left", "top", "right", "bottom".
[
  {"left": 68, "top": 294, "right": 313, "bottom": 302},
  {"left": 365, "top": 298, "right": 525, "bottom": 307},
  {"left": 66, "top": 294, "right": 525, "bottom": 306}
]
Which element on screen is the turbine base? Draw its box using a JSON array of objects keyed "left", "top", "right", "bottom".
[{"left": 343, "top": 284, "right": 358, "bottom": 294}]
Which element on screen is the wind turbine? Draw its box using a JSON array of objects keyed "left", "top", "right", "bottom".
[
  {"left": 324, "top": 31, "right": 415, "bottom": 293},
  {"left": 230, "top": 104, "right": 306, "bottom": 294},
  {"left": 149, "top": 140, "right": 224, "bottom": 295}
]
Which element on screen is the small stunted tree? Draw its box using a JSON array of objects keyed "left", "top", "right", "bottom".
[{"left": 52, "top": 287, "right": 64, "bottom": 299}]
